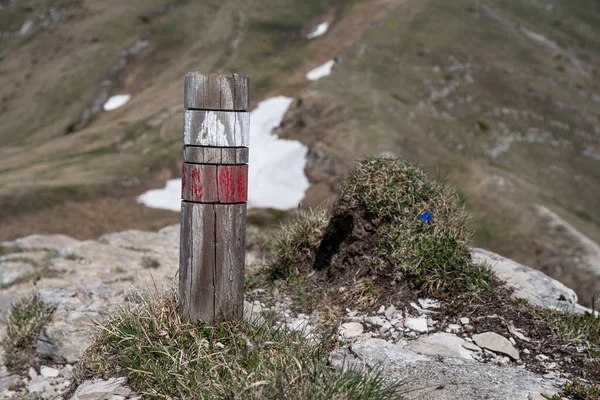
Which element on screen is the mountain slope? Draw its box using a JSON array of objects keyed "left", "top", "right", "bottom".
[{"left": 0, "top": 0, "right": 599, "bottom": 304}]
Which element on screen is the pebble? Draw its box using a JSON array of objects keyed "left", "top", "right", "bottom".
[
  {"left": 40, "top": 366, "right": 60, "bottom": 378},
  {"left": 509, "top": 337, "right": 517, "bottom": 347},
  {"left": 339, "top": 322, "right": 364, "bottom": 339},
  {"left": 384, "top": 305, "right": 396, "bottom": 319},
  {"left": 365, "top": 316, "right": 386, "bottom": 326},
  {"left": 447, "top": 324, "right": 461, "bottom": 332},
  {"left": 404, "top": 317, "right": 428, "bottom": 333},
  {"left": 418, "top": 298, "right": 440, "bottom": 309},
  {"left": 377, "top": 305, "right": 386, "bottom": 314},
  {"left": 379, "top": 323, "right": 393, "bottom": 334},
  {"left": 460, "top": 317, "right": 470, "bottom": 325}
]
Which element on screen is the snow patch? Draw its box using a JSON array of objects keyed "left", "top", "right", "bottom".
[
  {"left": 306, "top": 60, "right": 335, "bottom": 81},
  {"left": 306, "top": 22, "right": 329, "bottom": 39},
  {"left": 137, "top": 179, "right": 182, "bottom": 212},
  {"left": 19, "top": 19, "right": 33, "bottom": 35},
  {"left": 137, "top": 96, "right": 309, "bottom": 211},
  {"left": 103, "top": 95, "right": 131, "bottom": 111}
]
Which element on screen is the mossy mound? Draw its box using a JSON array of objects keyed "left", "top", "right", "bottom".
[{"left": 271, "top": 157, "right": 496, "bottom": 302}]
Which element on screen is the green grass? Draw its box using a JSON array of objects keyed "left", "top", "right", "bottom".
[
  {"left": 1, "top": 294, "right": 55, "bottom": 369},
  {"left": 550, "top": 380, "right": 600, "bottom": 400},
  {"left": 343, "top": 158, "right": 495, "bottom": 296},
  {"left": 270, "top": 158, "right": 496, "bottom": 300},
  {"left": 77, "top": 288, "right": 406, "bottom": 399},
  {"left": 548, "top": 299, "right": 600, "bottom": 346}
]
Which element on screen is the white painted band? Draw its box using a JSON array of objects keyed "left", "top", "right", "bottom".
[{"left": 183, "top": 110, "right": 250, "bottom": 147}]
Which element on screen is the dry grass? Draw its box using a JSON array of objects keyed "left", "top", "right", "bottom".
[
  {"left": 1, "top": 294, "right": 55, "bottom": 371},
  {"left": 271, "top": 208, "right": 329, "bottom": 280},
  {"left": 76, "top": 288, "right": 406, "bottom": 399}
]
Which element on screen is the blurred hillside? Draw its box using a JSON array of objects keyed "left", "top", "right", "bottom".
[{"left": 0, "top": 0, "right": 599, "bottom": 303}]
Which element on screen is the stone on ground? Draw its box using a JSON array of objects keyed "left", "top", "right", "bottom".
[{"left": 472, "top": 332, "right": 520, "bottom": 360}]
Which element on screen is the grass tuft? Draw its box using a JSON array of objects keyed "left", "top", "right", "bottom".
[
  {"left": 271, "top": 208, "right": 329, "bottom": 280},
  {"left": 1, "top": 294, "right": 55, "bottom": 369},
  {"left": 77, "top": 288, "right": 405, "bottom": 399},
  {"left": 270, "top": 157, "right": 496, "bottom": 300}
]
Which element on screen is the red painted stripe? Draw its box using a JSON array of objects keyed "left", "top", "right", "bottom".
[
  {"left": 182, "top": 163, "right": 218, "bottom": 202},
  {"left": 218, "top": 165, "right": 248, "bottom": 203}
]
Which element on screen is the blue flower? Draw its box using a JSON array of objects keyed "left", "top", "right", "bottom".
[{"left": 419, "top": 210, "right": 432, "bottom": 222}]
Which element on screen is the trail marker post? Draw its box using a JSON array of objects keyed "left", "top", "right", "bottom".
[{"left": 179, "top": 72, "right": 250, "bottom": 324}]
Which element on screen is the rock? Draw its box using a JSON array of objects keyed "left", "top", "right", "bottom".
[
  {"left": 462, "top": 342, "right": 482, "bottom": 352},
  {"left": 379, "top": 322, "right": 392, "bottom": 334},
  {"left": 0, "top": 262, "right": 35, "bottom": 287},
  {"left": 70, "top": 377, "right": 132, "bottom": 400},
  {"left": 473, "top": 332, "right": 520, "bottom": 360},
  {"left": 331, "top": 339, "right": 558, "bottom": 400},
  {"left": 460, "top": 317, "right": 470, "bottom": 325},
  {"left": 339, "top": 322, "right": 364, "bottom": 339},
  {"left": 36, "top": 287, "right": 127, "bottom": 364},
  {"left": 5, "top": 234, "right": 80, "bottom": 251},
  {"left": 418, "top": 298, "right": 440, "bottom": 309},
  {"left": 0, "top": 375, "right": 20, "bottom": 392},
  {"left": 405, "top": 317, "right": 428, "bottom": 333},
  {"left": 407, "top": 333, "right": 474, "bottom": 360},
  {"left": 364, "top": 316, "right": 385, "bottom": 326},
  {"left": 447, "top": 324, "right": 461, "bottom": 332},
  {"left": 471, "top": 248, "right": 578, "bottom": 309},
  {"left": 288, "top": 319, "right": 310, "bottom": 332},
  {"left": 384, "top": 305, "right": 396, "bottom": 319},
  {"left": 377, "top": 305, "right": 385, "bottom": 314},
  {"left": 40, "top": 366, "right": 60, "bottom": 378},
  {"left": 28, "top": 377, "right": 53, "bottom": 394}
]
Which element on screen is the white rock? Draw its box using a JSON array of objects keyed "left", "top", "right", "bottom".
[
  {"left": 408, "top": 332, "right": 474, "bottom": 360},
  {"left": 447, "top": 324, "right": 461, "bottom": 332},
  {"left": 40, "top": 366, "right": 60, "bottom": 378},
  {"left": 473, "top": 332, "right": 520, "bottom": 360},
  {"left": 384, "top": 305, "right": 396, "bottom": 319},
  {"left": 460, "top": 317, "right": 470, "bottom": 325},
  {"left": 404, "top": 317, "right": 428, "bottom": 333},
  {"left": 70, "top": 377, "right": 132, "bottom": 400},
  {"left": 471, "top": 248, "right": 578, "bottom": 309},
  {"left": 364, "top": 316, "right": 385, "bottom": 326},
  {"left": 379, "top": 323, "right": 393, "bottom": 334},
  {"left": 339, "top": 322, "right": 364, "bottom": 339},
  {"left": 377, "top": 305, "right": 385, "bottom": 314},
  {"left": 418, "top": 298, "right": 440, "bottom": 309}
]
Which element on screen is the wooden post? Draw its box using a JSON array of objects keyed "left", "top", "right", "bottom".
[{"left": 180, "top": 73, "right": 250, "bottom": 324}]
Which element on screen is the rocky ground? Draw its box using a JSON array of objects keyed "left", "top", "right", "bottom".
[{"left": 0, "top": 224, "right": 595, "bottom": 399}]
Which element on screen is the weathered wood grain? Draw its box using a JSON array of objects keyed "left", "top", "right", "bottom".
[
  {"left": 184, "top": 73, "right": 250, "bottom": 111},
  {"left": 236, "top": 147, "right": 249, "bottom": 164},
  {"left": 220, "top": 147, "right": 237, "bottom": 164},
  {"left": 184, "top": 147, "right": 218, "bottom": 164},
  {"left": 217, "top": 165, "right": 248, "bottom": 203},
  {"left": 181, "top": 163, "right": 218, "bottom": 202},
  {"left": 180, "top": 202, "right": 216, "bottom": 322},
  {"left": 214, "top": 204, "right": 246, "bottom": 322},
  {"left": 180, "top": 72, "right": 249, "bottom": 326},
  {"left": 184, "top": 110, "right": 250, "bottom": 147}
]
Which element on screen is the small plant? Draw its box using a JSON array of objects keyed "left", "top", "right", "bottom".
[
  {"left": 1, "top": 294, "right": 55, "bottom": 370},
  {"left": 77, "top": 288, "right": 405, "bottom": 399},
  {"left": 549, "top": 379, "right": 600, "bottom": 400},
  {"left": 548, "top": 296, "right": 600, "bottom": 346}
]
